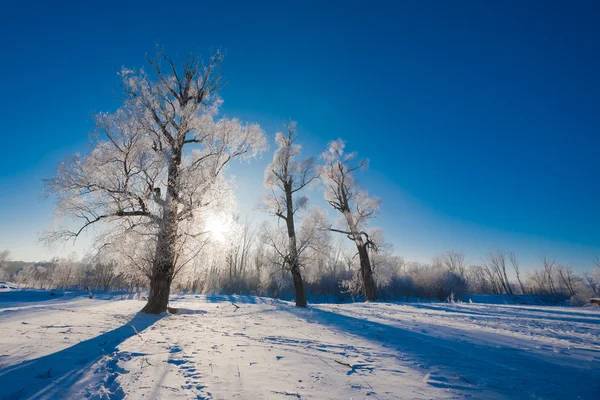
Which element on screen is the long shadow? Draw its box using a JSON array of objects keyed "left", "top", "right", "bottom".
[
  {"left": 0, "top": 291, "right": 145, "bottom": 315},
  {"left": 196, "top": 294, "right": 268, "bottom": 304},
  {"left": 404, "top": 303, "right": 493, "bottom": 317},
  {"left": 0, "top": 291, "right": 77, "bottom": 311},
  {"left": 478, "top": 304, "right": 600, "bottom": 319},
  {"left": 218, "top": 307, "right": 281, "bottom": 319},
  {"left": 284, "top": 306, "right": 600, "bottom": 399},
  {"left": 405, "top": 303, "right": 600, "bottom": 325},
  {"left": 0, "top": 312, "right": 163, "bottom": 400}
]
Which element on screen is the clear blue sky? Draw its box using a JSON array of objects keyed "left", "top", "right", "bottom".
[{"left": 0, "top": 0, "right": 598, "bottom": 271}]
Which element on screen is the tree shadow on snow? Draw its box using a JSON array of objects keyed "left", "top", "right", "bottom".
[
  {"left": 403, "top": 303, "right": 600, "bottom": 325},
  {"left": 478, "top": 304, "right": 600, "bottom": 320},
  {"left": 284, "top": 306, "right": 600, "bottom": 400},
  {"left": 0, "top": 312, "right": 164, "bottom": 400},
  {"left": 0, "top": 291, "right": 79, "bottom": 312},
  {"left": 200, "top": 294, "right": 269, "bottom": 304}
]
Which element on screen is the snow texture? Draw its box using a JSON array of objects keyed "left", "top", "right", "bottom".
[{"left": 0, "top": 292, "right": 599, "bottom": 399}]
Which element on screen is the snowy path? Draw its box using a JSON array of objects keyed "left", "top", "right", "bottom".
[{"left": 0, "top": 294, "right": 598, "bottom": 399}]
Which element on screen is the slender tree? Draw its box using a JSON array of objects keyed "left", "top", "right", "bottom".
[
  {"left": 583, "top": 271, "right": 599, "bottom": 296},
  {"left": 441, "top": 250, "right": 468, "bottom": 279},
  {"left": 261, "top": 122, "right": 318, "bottom": 307},
  {"left": 508, "top": 251, "right": 526, "bottom": 294},
  {"left": 540, "top": 255, "right": 557, "bottom": 295},
  {"left": 320, "top": 139, "right": 379, "bottom": 301},
  {"left": 556, "top": 265, "right": 576, "bottom": 295},
  {"left": 484, "top": 251, "right": 513, "bottom": 295},
  {"left": 46, "top": 50, "right": 266, "bottom": 313}
]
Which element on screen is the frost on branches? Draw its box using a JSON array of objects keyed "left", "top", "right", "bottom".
[
  {"left": 321, "top": 139, "right": 380, "bottom": 301},
  {"left": 261, "top": 122, "right": 320, "bottom": 307},
  {"left": 45, "top": 50, "right": 266, "bottom": 313}
]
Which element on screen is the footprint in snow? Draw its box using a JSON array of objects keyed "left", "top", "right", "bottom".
[{"left": 167, "top": 352, "right": 209, "bottom": 398}]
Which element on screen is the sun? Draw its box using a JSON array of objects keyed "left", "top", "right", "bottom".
[{"left": 204, "top": 214, "right": 230, "bottom": 243}]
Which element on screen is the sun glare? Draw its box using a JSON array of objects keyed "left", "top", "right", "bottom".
[{"left": 204, "top": 215, "right": 230, "bottom": 243}]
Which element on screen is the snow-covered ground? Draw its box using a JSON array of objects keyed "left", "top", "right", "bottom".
[{"left": 0, "top": 292, "right": 599, "bottom": 399}]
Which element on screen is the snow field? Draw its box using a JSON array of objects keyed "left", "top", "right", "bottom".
[{"left": 0, "top": 293, "right": 599, "bottom": 399}]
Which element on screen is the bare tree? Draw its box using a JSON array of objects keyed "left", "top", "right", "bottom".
[
  {"left": 55, "top": 255, "right": 79, "bottom": 289},
  {"left": 0, "top": 250, "right": 10, "bottom": 279},
  {"left": 467, "top": 265, "right": 494, "bottom": 294},
  {"left": 583, "top": 271, "right": 599, "bottom": 296},
  {"left": 223, "top": 214, "right": 256, "bottom": 289},
  {"left": 261, "top": 125, "right": 319, "bottom": 307},
  {"left": 45, "top": 49, "right": 266, "bottom": 313},
  {"left": 540, "top": 255, "right": 557, "bottom": 295},
  {"left": 587, "top": 256, "right": 600, "bottom": 296},
  {"left": 441, "top": 250, "right": 468, "bottom": 279},
  {"left": 482, "top": 263, "right": 502, "bottom": 294},
  {"left": 94, "top": 261, "right": 118, "bottom": 290},
  {"left": 556, "top": 265, "right": 576, "bottom": 295},
  {"left": 431, "top": 255, "right": 444, "bottom": 270},
  {"left": 484, "top": 251, "right": 513, "bottom": 294},
  {"left": 321, "top": 139, "right": 379, "bottom": 301},
  {"left": 0, "top": 250, "right": 10, "bottom": 265},
  {"left": 529, "top": 269, "right": 549, "bottom": 294},
  {"left": 507, "top": 251, "right": 526, "bottom": 294}
]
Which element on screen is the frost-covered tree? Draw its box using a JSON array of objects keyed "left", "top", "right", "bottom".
[
  {"left": 556, "top": 264, "right": 577, "bottom": 295},
  {"left": 45, "top": 50, "right": 266, "bottom": 313},
  {"left": 507, "top": 251, "right": 526, "bottom": 294},
  {"left": 0, "top": 250, "right": 10, "bottom": 267},
  {"left": 221, "top": 214, "right": 256, "bottom": 291},
  {"left": 91, "top": 260, "right": 118, "bottom": 291},
  {"left": 0, "top": 250, "right": 10, "bottom": 280},
  {"left": 320, "top": 139, "right": 380, "bottom": 301},
  {"left": 540, "top": 255, "right": 558, "bottom": 295},
  {"left": 261, "top": 123, "right": 319, "bottom": 307},
  {"left": 584, "top": 256, "right": 600, "bottom": 296},
  {"left": 54, "top": 254, "right": 79, "bottom": 289},
  {"left": 366, "top": 230, "right": 399, "bottom": 287},
  {"left": 440, "top": 250, "right": 468, "bottom": 280},
  {"left": 466, "top": 265, "right": 494, "bottom": 294},
  {"left": 483, "top": 251, "right": 513, "bottom": 295},
  {"left": 260, "top": 207, "right": 330, "bottom": 298}
]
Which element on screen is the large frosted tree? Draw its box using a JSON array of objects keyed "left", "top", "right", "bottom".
[
  {"left": 261, "top": 123, "right": 318, "bottom": 307},
  {"left": 46, "top": 50, "right": 266, "bottom": 313},
  {"left": 321, "top": 139, "right": 379, "bottom": 301}
]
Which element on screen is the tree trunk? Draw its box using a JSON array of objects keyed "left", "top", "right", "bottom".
[
  {"left": 285, "top": 187, "right": 307, "bottom": 308},
  {"left": 357, "top": 244, "right": 377, "bottom": 301},
  {"left": 141, "top": 226, "right": 176, "bottom": 313},
  {"left": 141, "top": 150, "right": 181, "bottom": 314},
  {"left": 290, "top": 262, "right": 307, "bottom": 307},
  {"left": 516, "top": 275, "right": 525, "bottom": 294},
  {"left": 502, "top": 268, "right": 513, "bottom": 295},
  {"left": 141, "top": 270, "right": 172, "bottom": 313},
  {"left": 345, "top": 210, "right": 377, "bottom": 302}
]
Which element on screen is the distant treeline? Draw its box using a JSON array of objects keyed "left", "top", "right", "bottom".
[{"left": 2, "top": 247, "right": 598, "bottom": 307}]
